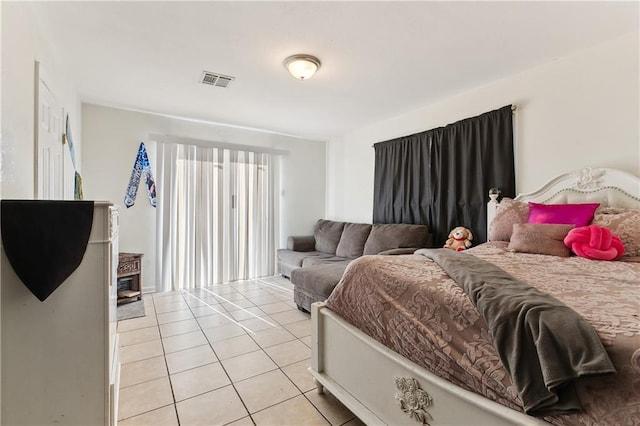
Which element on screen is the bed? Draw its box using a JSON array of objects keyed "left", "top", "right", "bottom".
[{"left": 310, "top": 166, "right": 640, "bottom": 426}]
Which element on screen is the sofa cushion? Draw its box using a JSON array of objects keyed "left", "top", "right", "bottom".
[
  {"left": 335, "top": 223, "right": 372, "bottom": 258},
  {"left": 363, "top": 223, "right": 429, "bottom": 255},
  {"left": 314, "top": 220, "right": 346, "bottom": 254},
  {"left": 277, "top": 249, "right": 333, "bottom": 269},
  {"left": 291, "top": 263, "right": 348, "bottom": 301},
  {"left": 302, "top": 256, "right": 351, "bottom": 268},
  {"left": 287, "top": 235, "right": 316, "bottom": 252}
]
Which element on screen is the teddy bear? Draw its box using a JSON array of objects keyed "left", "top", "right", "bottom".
[{"left": 444, "top": 226, "right": 473, "bottom": 252}]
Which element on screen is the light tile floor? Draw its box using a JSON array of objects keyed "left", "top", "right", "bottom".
[{"left": 117, "top": 276, "right": 365, "bottom": 426}]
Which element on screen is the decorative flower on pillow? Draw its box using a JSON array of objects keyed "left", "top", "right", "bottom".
[{"left": 563, "top": 225, "right": 625, "bottom": 261}]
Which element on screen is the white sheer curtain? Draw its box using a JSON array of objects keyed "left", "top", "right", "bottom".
[{"left": 156, "top": 142, "right": 279, "bottom": 291}]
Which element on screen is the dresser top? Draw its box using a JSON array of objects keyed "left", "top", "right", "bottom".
[{"left": 119, "top": 252, "right": 143, "bottom": 258}]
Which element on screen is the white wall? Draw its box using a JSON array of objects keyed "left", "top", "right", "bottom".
[
  {"left": 0, "top": 2, "right": 3, "bottom": 420},
  {"left": 327, "top": 32, "right": 640, "bottom": 223},
  {"left": 1, "top": 2, "right": 81, "bottom": 200},
  {"left": 1, "top": 3, "right": 83, "bottom": 422},
  {"left": 82, "top": 104, "right": 326, "bottom": 292}
]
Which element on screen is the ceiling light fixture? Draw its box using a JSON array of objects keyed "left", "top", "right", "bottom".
[{"left": 284, "top": 54, "right": 321, "bottom": 80}]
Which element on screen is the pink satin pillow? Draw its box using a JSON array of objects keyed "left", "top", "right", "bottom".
[{"left": 527, "top": 202, "right": 599, "bottom": 227}]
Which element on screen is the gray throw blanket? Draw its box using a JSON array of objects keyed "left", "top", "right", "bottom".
[{"left": 415, "top": 248, "right": 616, "bottom": 417}]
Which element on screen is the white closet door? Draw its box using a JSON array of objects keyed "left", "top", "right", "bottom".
[{"left": 36, "top": 64, "right": 64, "bottom": 200}]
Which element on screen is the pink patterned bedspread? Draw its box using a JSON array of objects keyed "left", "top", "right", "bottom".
[{"left": 325, "top": 242, "right": 640, "bottom": 425}]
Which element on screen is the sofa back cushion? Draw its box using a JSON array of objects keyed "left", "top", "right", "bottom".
[
  {"left": 363, "top": 223, "right": 429, "bottom": 255},
  {"left": 336, "top": 223, "right": 373, "bottom": 258},
  {"left": 314, "top": 220, "right": 346, "bottom": 254}
]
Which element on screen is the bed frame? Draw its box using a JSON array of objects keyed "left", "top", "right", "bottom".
[{"left": 310, "top": 166, "right": 640, "bottom": 426}]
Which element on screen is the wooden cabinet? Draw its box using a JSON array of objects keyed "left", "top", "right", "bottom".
[
  {"left": 1, "top": 202, "right": 120, "bottom": 425},
  {"left": 117, "top": 252, "right": 143, "bottom": 304}
]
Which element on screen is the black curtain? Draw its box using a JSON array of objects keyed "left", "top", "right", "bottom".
[{"left": 373, "top": 105, "right": 515, "bottom": 246}]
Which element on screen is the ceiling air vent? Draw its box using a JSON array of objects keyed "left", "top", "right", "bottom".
[{"left": 200, "top": 71, "right": 235, "bottom": 88}]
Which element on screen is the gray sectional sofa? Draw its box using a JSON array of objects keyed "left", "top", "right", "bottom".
[{"left": 278, "top": 219, "right": 430, "bottom": 312}]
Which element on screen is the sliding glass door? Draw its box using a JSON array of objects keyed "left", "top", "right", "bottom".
[{"left": 156, "top": 143, "right": 278, "bottom": 291}]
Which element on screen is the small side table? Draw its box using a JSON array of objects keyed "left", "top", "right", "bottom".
[{"left": 117, "top": 253, "right": 143, "bottom": 305}]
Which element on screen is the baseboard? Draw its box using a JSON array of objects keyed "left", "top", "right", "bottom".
[{"left": 142, "top": 285, "right": 156, "bottom": 294}]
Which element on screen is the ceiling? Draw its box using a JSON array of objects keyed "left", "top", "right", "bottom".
[{"left": 29, "top": 1, "right": 638, "bottom": 141}]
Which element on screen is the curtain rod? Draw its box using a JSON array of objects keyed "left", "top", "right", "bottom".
[
  {"left": 148, "top": 134, "right": 289, "bottom": 156},
  {"left": 371, "top": 105, "right": 518, "bottom": 148}
]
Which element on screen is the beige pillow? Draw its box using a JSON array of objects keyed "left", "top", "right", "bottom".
[
  {"left": 593, "top": 207, "right": 640, "bottom": 257},
  {"left": 508, "top": 223, "right": 574, "bottom": 257},
  {"left": 488, "top": 198, "right": 529, "bottom": 242}
]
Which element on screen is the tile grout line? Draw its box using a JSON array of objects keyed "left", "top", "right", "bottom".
[
  {"left": 157, "top": 292, "right": 182, "bottom": 426},
  {"left": 118, "top": 279, "right": 347, "bottom": 425},
  {"left": 116, "top": 295, "right": 176, "bottom": 423},
  {"left": 188, "top": 283, "right": 316, "bottom": 424},
  {"left": 198, "top": 287, "right": 279, "bottom": 328},
  {"left": 183, "top": 287, "right": 257, "bottom": 426},
  {"left": 137, "top": 292, "right": 182, "bottom": 425},
  {"left": 238, "top": 309, "right": 338, "bottom": 424},
  {"left": 263, "top": 278, "right": 357, "bottom": 425}
]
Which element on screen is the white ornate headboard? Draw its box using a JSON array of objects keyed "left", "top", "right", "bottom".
[{"left": 487, "top": 166, "right": 640, "bottom": 235}]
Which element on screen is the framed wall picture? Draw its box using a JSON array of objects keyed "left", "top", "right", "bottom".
[{"left": 63, "top": 114, "right": 83, "bottom": 200}]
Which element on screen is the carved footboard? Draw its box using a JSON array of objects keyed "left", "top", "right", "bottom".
[{"left": 310, "top": 302, "right": 547, "bottom": 426}]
